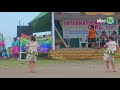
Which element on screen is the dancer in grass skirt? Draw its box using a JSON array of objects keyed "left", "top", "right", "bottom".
[
  {"left": 103, "top": 36, "right": 119, "bottom": 72},
  {"left": 25, "top": 36, "right": 39, "bottom": 73}
]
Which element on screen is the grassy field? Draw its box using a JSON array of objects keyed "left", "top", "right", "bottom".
[{"left": 1, "top": 57, "right": 120, "bottom": 67}]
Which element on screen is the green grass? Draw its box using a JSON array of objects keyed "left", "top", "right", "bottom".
[{"left": 0, "top": 58, "right": 120, "bottom": 67}]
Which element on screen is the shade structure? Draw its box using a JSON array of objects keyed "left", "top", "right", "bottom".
[
  {"left": 28, "top": 12, "right": 120, "bottom": 33},
  {"left": 82, "top": 12, "right": 115, "bottom": 15},
  {"left": 28, "top": 12, "right": 51, "bottom": 33}
]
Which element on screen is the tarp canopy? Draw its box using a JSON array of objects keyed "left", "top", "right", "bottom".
[
  {"left": 81, "top": 12, "right": 115, "bottom": 15},
  {"left": 28, "top": 12, "right": 51, "bottom": 33},
  {"left": 29, "top": 12, "right": 120, "bottom": 33}
]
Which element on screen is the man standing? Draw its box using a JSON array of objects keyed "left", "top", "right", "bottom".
[{"left": 88, "top": 25, "right": 98, "bottom": 48}]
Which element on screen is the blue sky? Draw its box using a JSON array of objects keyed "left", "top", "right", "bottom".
[{"left": 0, "top": 12, "right": 40, "bottom": 37}]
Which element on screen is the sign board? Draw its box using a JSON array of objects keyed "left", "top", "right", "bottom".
[{"left": 63, "top": 18, "right": 118, "bottom": 38}]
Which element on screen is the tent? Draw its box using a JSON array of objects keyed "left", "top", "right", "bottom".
[
  {"left": 81, "top": 12, "right": 115, "bottom": 15},
  {"left": 29, "top": 12, "right": 120, "bottom": 33},
  {"left": 28, "top": 12, "right": 120, "bottom": 50},
  {"left": 28, "top": 12, "right": 51, "bottom": 33}
]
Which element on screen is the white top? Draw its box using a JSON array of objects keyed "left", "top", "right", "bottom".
[
  {"left": 27, "top": 41, "right": 39, "bottom": 52},
  {"left": 106, "top": 41, "right": 117, "bottom": 51}
]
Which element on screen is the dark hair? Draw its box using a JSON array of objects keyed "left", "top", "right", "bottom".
[
  {"left": 90, "top": 25, "right": 94, "bottom": 28},
  {"left": 14, "top": 37, "right": 17, "bottom": 41},
  {"left": 108, "top": 36, "right": 114, "bottom": 41},
  {"left": 30, "top": 36, "right": 36, "bottom": 41},
  {"left": 113, "top": 31, "right": 117, "bottom": 34}
]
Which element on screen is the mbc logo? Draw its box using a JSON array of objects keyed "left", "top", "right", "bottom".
[{"left": 97, "top": 17, "right": 114, "bottom": 24}]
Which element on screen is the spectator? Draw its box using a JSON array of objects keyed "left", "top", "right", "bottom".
[
  {"left": 1, "top": 34, "right": 5, "bottom": 46},
  {"left": 0, "top": 44, "right": 6, "bottom": 60},
  {"left": 34, "top": 34, "right": 36, "bottom": 38},
  {"left": 110, "top": 31, "right": 119, "bottom": 42},
  {"left": 0, "top": 46, "right": 3, "bottom": 57},
  {"left": 100, "top": 31, "right": 108, "bottom": 47},
  {"left": 12, "top": 37, "right": 20, "bottom": 58},
  {"left": 0, "top": 34, "right": 3, "bottom": 47},
  {"left": 2, "top": 49, "right": 10, "bottom": 60}
]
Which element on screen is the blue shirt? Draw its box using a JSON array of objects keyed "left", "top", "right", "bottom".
[
  {"left": 12, "top": 40, "right": 20, "bottom": 46},
  {"left": 2, "top": 51, "right": 9, "bottom": 57},
  {"left": 0, "top": 46, "right": 6, "bottom": 51}
]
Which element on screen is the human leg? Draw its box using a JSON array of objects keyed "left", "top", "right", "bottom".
[
  {"left": 111, "top": 61, "right": 116, "bottom": 72},
  {"left": 29, "top": 61, "right": 32, "bottom": 72},
  {"left": 111, "top": 56, "right": 116, "bottom": 72},
  {"left": 32, "top": 62, "right": 36, "bottom": 72},
  {"left": 106, "top": 61, "right": 110, "bottom": 72}
]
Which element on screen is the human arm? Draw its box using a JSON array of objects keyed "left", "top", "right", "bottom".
[
  {"left": 96, "top": 32, "right": 99, "bottom": 36},
  {"left": 37, "top": 43, "right": 40, "bottom": 51},
  {"left": 17, "top": 40, "right": 20, "bottom": 46},
  {"left": 88, "top": 30, "right": 91, "bottom": 38},
  {"left": 103, "top": 43, "right": 108, "bottom": 48},
  {"left": 25, "top": 42, "right": 30, "bottom": 49},
  {"left": 12, "top": 42, "right": 14, "bottom": 46},
  {"left": 116, "top": 44, "right": 119, "bottom": 50}
]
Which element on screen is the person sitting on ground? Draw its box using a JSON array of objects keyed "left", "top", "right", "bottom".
[
  {"left": 55, "top": 39, "right": 62, "bottom": 49},
  {"left": 100, "top": 31, "right": 108, "bottom": 47},
  {"left": 0, "top": 44, "right": 6, "bottom": 59},
  {"left": 2, "top": 49, "right": 10, "bottom": 60},
  {"left": 1, "top": 44, "right": 6, "bottom": 50}
]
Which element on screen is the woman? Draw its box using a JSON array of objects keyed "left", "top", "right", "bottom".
[
  {"left": 1, "top": 34, "right": 5, "bottom": 46},
  {"left": 12, "top": 37, "right": 20, "bottom": 58},
  {"left": 25, "top": 36, "right": 39, "bottom": 73},
  {"left": 0, "top": 34, "right": 3, "bottom": 47}
]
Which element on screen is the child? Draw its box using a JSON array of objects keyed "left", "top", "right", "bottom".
[
  {"left": 0, "top": 44, "right": 6, "bottom": 59},
  {"left": 103, "top": 36, "right": 119, "bottom": 72},
  {"left": 2, "top": 49, "right": 10, "bottom": 60},
  {"left": 25, "top": 36, "right": 39, "bottom": 73}
]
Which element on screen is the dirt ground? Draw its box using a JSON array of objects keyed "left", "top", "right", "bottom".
[{"left": 1, "top": 62, "right": 120, "bottom": 78}]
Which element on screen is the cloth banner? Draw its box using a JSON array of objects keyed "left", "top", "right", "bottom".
[{"left": 21, "top": 34, "right": 52, "bottom": 53}]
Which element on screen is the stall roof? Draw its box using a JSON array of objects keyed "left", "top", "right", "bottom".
[
  {"left": 29, "top": 12, "right": 120, "bottom": 33},
  {"left": 28, "top": 12, "right": 51, "bottom": 33}
]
